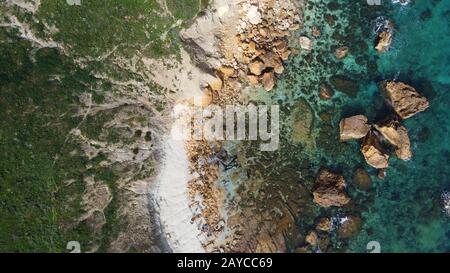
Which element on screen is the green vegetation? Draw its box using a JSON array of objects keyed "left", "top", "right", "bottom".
[
  {"left": 35, "top": 0, "right": 204, "bottom": 58},
  {"left": 0, "top": 29, "right": 88, "bottom": 252},
  {"left": 0, "top": 0, "right": 209, "bottom": 252}
]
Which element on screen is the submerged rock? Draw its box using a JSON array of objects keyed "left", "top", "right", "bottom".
[
  {"left": 330, "top": 75, "right": 359, "bottom": 97},
  {"left": 313, "top": 169, "right": 350, "bottom": 208},
  {"left": 352, "top": 168, "right": 372, "bottom": 190},
  {"left": 361, "top": 131, "right": 389, "bottom": 169},
  {"left": 337, "top": 216, "right": 362, "bottom": 239},
  {"left": 291, "top": 99, "right": 315, "bottom": 149},
  {"left": 381, "top": 81, "right": 429, "bottom": 119},
  {"left": 339, "top": 115, "right": 370, "bottom": 141},
  {"left": 335, "top": 46, "right": 349, "bottom": 59},
  {"left": 374, "top": 118, "right": 412, "bottom": 161},
  {"left": 318, "top": 84, "right": 334, "bottom": 100}
]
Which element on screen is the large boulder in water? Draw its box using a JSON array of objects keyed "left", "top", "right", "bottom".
[
  {"left": 361, "top": 131, "right": 389, "bottom": 169},
  {"left": 313, "top": 169, "right": 350, "bottom": 208},
  {"left": 374, "top": 118, "right": 412, "bottom": 161},
  {"left": 381, "top": 81, "right": 429, "bottom": 119},
  {"left": 375, "top": 19, "right": 395, "bottom": 53},
  {"left": 339, "top": 115, "right": 370, "bottom": 141}
]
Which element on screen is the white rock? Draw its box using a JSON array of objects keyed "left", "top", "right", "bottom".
[
  {"left": 247, "top": 5, "right": 262, "bottom": 25},
  {"left": 299, "top": 36, "right": 313, "bottom": 51}
]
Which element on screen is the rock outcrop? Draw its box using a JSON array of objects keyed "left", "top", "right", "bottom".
[
  {"left": 339, "top": 115, "right": 370, "bottom": 141},
  {"left": 238, "top": 1, "right": 300, "bottom": 91},
  {"left": 375, "top": 19, "right": 395, "bottom": 53},
  {"left": 374, "top": 118, "right": 412, "bottom": 161},
  {"left": 313, "top": 169, "right": 350, "bottom": 208},
  {"left": 361, "top": 131, "right": 389, "bottom": 169},
  {"left": 375, "top": 31, "right": 393, "bottom": 53},
  {"left": 381, "top": 81, "right": 429, "bottom": 119}
]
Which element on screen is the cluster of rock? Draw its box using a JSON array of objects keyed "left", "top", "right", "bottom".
[
  {"left": 297, "top": 169, "right": 362, "bottom": 252},
  {"left": 237, "top": 1, "right": 300, "bottom": 91},
  {"left": 301, "top": 214, "right": 362, "bottom": 252},
  {"left": 339, "top": 81, "right": 429, "bottom": 172}
]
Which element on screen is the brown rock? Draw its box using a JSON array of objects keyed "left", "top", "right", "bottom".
[
  {"left": 375, "top": 118, "right": 412, "bottom": 160},
  {"left": 319, "top": 112, "right": 332, "bottom": 123},
  {"left": 306, "top": 231, "right": 318, "bottom": 246},
  {"left": 352, "top": 168, "right": 372, "bottom": 190},
  {"left": 248, "top": 60, "right": 265, "bottom": 76},
  {"left": 339, "top": 115, "right": 370, "bottom": 141},
  {"left": 337, "top": 216, "right": 362, "bottom": 239},
  {"left": 375, "top": 31, "right": 393, "bottom": 53},
  {"left": 274, "top": 62, "right": 284, "bottom": 74},
  {"left": 261, "top": 71, "right": 275, "bottom": 91},
  {"left": 313, "top": 169, "right": 350, "bottom": 208},
  {"left": 378, "top": 169, "right": 386, "bottom": 180},
  {"left": 381, "top": 81, "right": 429, "bottom": 119},
  {"left": 319, "top": 84, "right": 334, "bottom": 100},
  {"left": 294, "top": 247, "right": 308, "bottom": 253},
  {"left": 218, "top": 66, "right": 235, "bottom": 79},
  {"left": 318, "top": 236, "right": 330, "bottom": 251},
  {"left": 248, "top": 41, "right": 257, "bottom": 54},
  {"left": 316, "top": 218, "right": 332, "bottom": 232},
  {"left": 312, "top": 26, "right": 321, "bottom": 38},
  {"left": 361, "top": 131, "right": 389, "bottom": 169},
  {"left": 247, "top": 75, "right": 260, "bottom": 86},
  {"left": 260, "top": 52, "right": 281, "bottom": 68},
  {"left": 274, "top": 39, "right": 288, "bottom": 53},
  {"left": 209, "top": 77, "right": 223, "bottom": 91},
  {"left": 335, "top": 46, "right": 349, "bottom": 59},
  {"left": 279, "top": 49, "right": 291, "bottom": 61}
]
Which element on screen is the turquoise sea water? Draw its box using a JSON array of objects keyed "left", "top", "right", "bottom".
[
  {"left": 348, "top": 0, "right": 450, "bottom": 253},
  {"left": 238, "top": 0, "right": 450, "bottom": 252}
]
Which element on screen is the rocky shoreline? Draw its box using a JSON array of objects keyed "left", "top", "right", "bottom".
[{"left": 163, "top": 0, "right": 304, "bottom": 252}]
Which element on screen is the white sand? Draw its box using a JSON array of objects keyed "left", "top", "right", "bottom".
[{"left": 155, "top": 129, "right": 205, "bottom": 253}]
